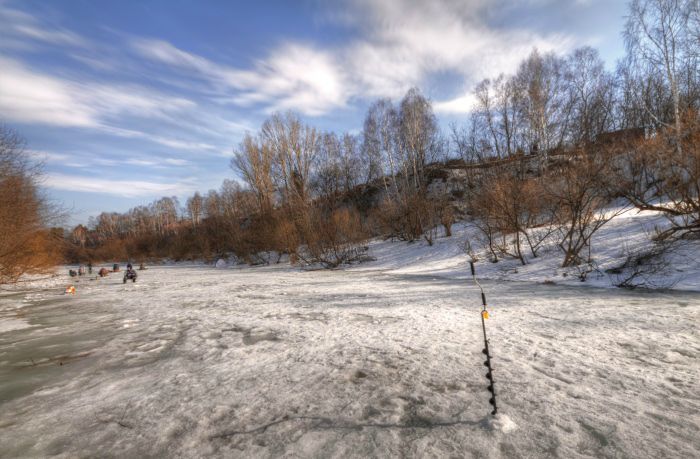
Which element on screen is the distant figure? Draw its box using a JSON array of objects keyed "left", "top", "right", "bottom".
[
  {"left": 139, "top": 262, "right": 146, "bottom": 270},
  {"left": 78, "top": 265, "right": 85, "bottom": 276},
  {"left": 87, "top": 262, "right": 93, "bottom": 274},
  {"left": 113, "top": 263, "right": 119, "bottom": 272},
  {"left": 98, "top": 268, "right": 109, "bottom": 277},
  {"left": 123, "top": 265, "right": 137, "bottom": 283},
  {"left": 69, "top": 269, "right": 78, "bottom": 277}
]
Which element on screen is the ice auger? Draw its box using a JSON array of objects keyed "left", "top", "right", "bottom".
[{"left": 469, "top": 261, "right": 498, "bottom": 416}]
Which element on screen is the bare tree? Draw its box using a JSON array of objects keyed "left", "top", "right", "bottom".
[
  {"left": 0, "top": 126, "right": 61, "bottom": 283},
  {"left": 513, "top": 49, "right": 571, "bottom": 162},
  {"left": 150, "top": 197, "right": 179, "bottom": 237},
  {"left": 615, "top": 113, "right": 700, "bottom": 239},
  {"left": 398, "top": 87, "right": 441, "bottom": 191},
  {"left": 314, "top": 132, "right": 362, "bottom": 203},
  {"left": 545, "top": 148, "right": 627, "bottom": 267},
  {"left": 625, "top": 0, "right": 694, "bottom": 149},
  {"left": 71, "top": 224, "right": 88, "bottom": 248},
  {"left": 232, "top": 132, "right": 276, "bottom": 214},
  {"left": 362, "top": 98, "right": 399, "bottom": 195},
  {"left": 262, "top": 112, "right": 319, "bottom": 206},
  {"left": 472, "top": 75, "right": 520, "bottom": 159},
  {"left": 296, "top": 207, "right": 369, "bottom": 268},
  {"left": 469, "top": 164, "right": 555, "bottom": 265},
  {"left": 186, "top": 192, "right": 204, "bottom": 229},
  {"left": 565, "top": 47, "right": 616, "bottom": 144},
  {"left": 340, "top": 133, "right": 362, "bottom": 193}
]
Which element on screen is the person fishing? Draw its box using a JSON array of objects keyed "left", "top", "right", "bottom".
[{"left": 123, "top": 263, "right": 137, "bottom": 283}]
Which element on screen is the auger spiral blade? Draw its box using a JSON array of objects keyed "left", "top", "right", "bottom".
[{"left": 470, "top": 261, "right": 500, "bottom": 417}]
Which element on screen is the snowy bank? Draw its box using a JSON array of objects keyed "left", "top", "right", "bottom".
[{"left": 354, "top": 207, "right": 700, "bottom": 292}]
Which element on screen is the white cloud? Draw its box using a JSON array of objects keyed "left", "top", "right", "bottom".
[
  {"left": 123, "top": 158, "right": 159, "bottom": 167},
  {"left": 133, "top": 39, "right": 349, "bottom": 116},
  {"left": 130, "top": 39, "right": 226, "bottom": 78},
  {"left": 86, "top": 84, "right": 196, "bottom": 122},
  {"left": 12, "top": 24, "right": 85, "bottom": 47},
  {"left": 2, "top": 0, "right": 582, "bottom": 141},
  {"left": 233, "top": 44, "right": 348, "bottom": 115},
  {"left": 0, "top": 57, "right": 220, "bottom": 151},
  {"left": 132, "top": 0, "right": 575, "bottom": 116},
  {"left": 163, "top": 158, "right": 191, "bottom": 166},
  {"left": 434, "top": 92, "right": 478, "bottom": 114},
  {"left": 0, "top": 57, "right": 193, "bottom": 128},
  {"left": 44, "top": 173, "right": 197, "bottom": 197},
  {"left": 27, "top": 149, "right": 71, "bottom": 163},
  {"left": 342, "top": 0, "right": 574, "bottom": 96},
  {"left": 0, "top": 3, "right": 87, "bottom": 48},
  {"left": 0, "top": 56, "right": 97, "bottom": 127},
  {"left": 97, "top": 126, "right": 217, "bottom": 151},
  {"left": 123, "top": 157, "right": 191, "bottom": 167},
  {"left": 29, "top": 148, "right": 194, "bottom": 171}
]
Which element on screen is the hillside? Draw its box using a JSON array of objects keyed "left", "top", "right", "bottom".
[{"left": 355, "top": 206, "right": 700, "bottom": 292}]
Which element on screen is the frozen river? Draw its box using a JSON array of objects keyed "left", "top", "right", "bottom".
[{"left": 0, "top": 266, "right": 698, "bottom": 458}]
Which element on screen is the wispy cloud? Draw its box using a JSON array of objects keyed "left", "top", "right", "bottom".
[
  {"left": 44, "top": 173, "right": 198, "bottom": 198},
  {"left": 163, "top": 158, "right": 191, "bottom": 166},
  {"left": 341, "top": 0, "right": 576, "bottom": 112},
  {"left": 341, "top": 0, "right": 574, "bottom": 99},
  {"left": 11, "top": 23, "right": 85, "bottom": 47},
  {"left": 0, "top": 56, "right": 96, "bottom": 127},
  {"left": 0, "top": 3, "right": 87, "bottom": 49},
  {"left": 2, "top": 0, "right": 578, "bottom": 122},
  {"left": 132, "top": 39, "right": 348, "bottom": 116},
  {"left": 132, "top": 0, "right": 574, "bottom": 116},
  {"left": 0, "top": 56, "right": 223, "bottom": 152},
  {"left": 0, "top": 0, "right": 243, "bottom": 155},
  {"left": 122, "top": 157, "right": 191, "bottom": 168},
  {"left": 433, "top": 93, "right": 478, "bottom": 115},
  {"left": 0, "top": 56, "right": 198, "bottom": 125},
  {"left": 27, "top": 149, "right": 71, "bottom": 163},
  {"left": 230, "top": 44, "right": 348, "bottom": 115},
  {"left": 98, "top": 126, "right": 217, "bottom": 151},
  {"left": 30, "top": 148, "right": 194, "bottom": 171}
]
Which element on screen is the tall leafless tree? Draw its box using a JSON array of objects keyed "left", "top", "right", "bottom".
[
  {"left": 0, "top": 126, "right": 61, "bottom": 283},
  {"left": 625, "top": 0, "right": 695, "bottom": 150},
  {"left": 232, "top": 132, "right": 276, "bottom": 214}
]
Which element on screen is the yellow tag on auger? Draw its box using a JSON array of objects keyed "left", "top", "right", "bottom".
[{"left": 482, "top": 310, "right": 489, "bottom": 319}]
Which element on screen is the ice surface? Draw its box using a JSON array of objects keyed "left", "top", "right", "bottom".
[
  {"left": 0, "top": 262, "right": 699, "bottom": 458},
  {"left": 0, "top": 317, "right": 32, "bottom": 333}
]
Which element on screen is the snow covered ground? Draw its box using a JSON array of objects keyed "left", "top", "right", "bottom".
[
  {"left": 0, "top": 208, "right": 699, "bottom": 457},
  {"left": 359, "top": 206, "right": 700, "bottom": 291},
  {"left": 1, "top": 260, "right": 699, "bottom": 457}
]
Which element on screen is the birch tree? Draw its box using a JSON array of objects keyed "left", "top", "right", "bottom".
[{"left": 625, "top": 0, "right": 694, "bottom": 149}]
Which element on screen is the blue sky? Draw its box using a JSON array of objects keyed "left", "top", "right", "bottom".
[{"left": 0, "top": 0, "right": 629, "bottom": 225}]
